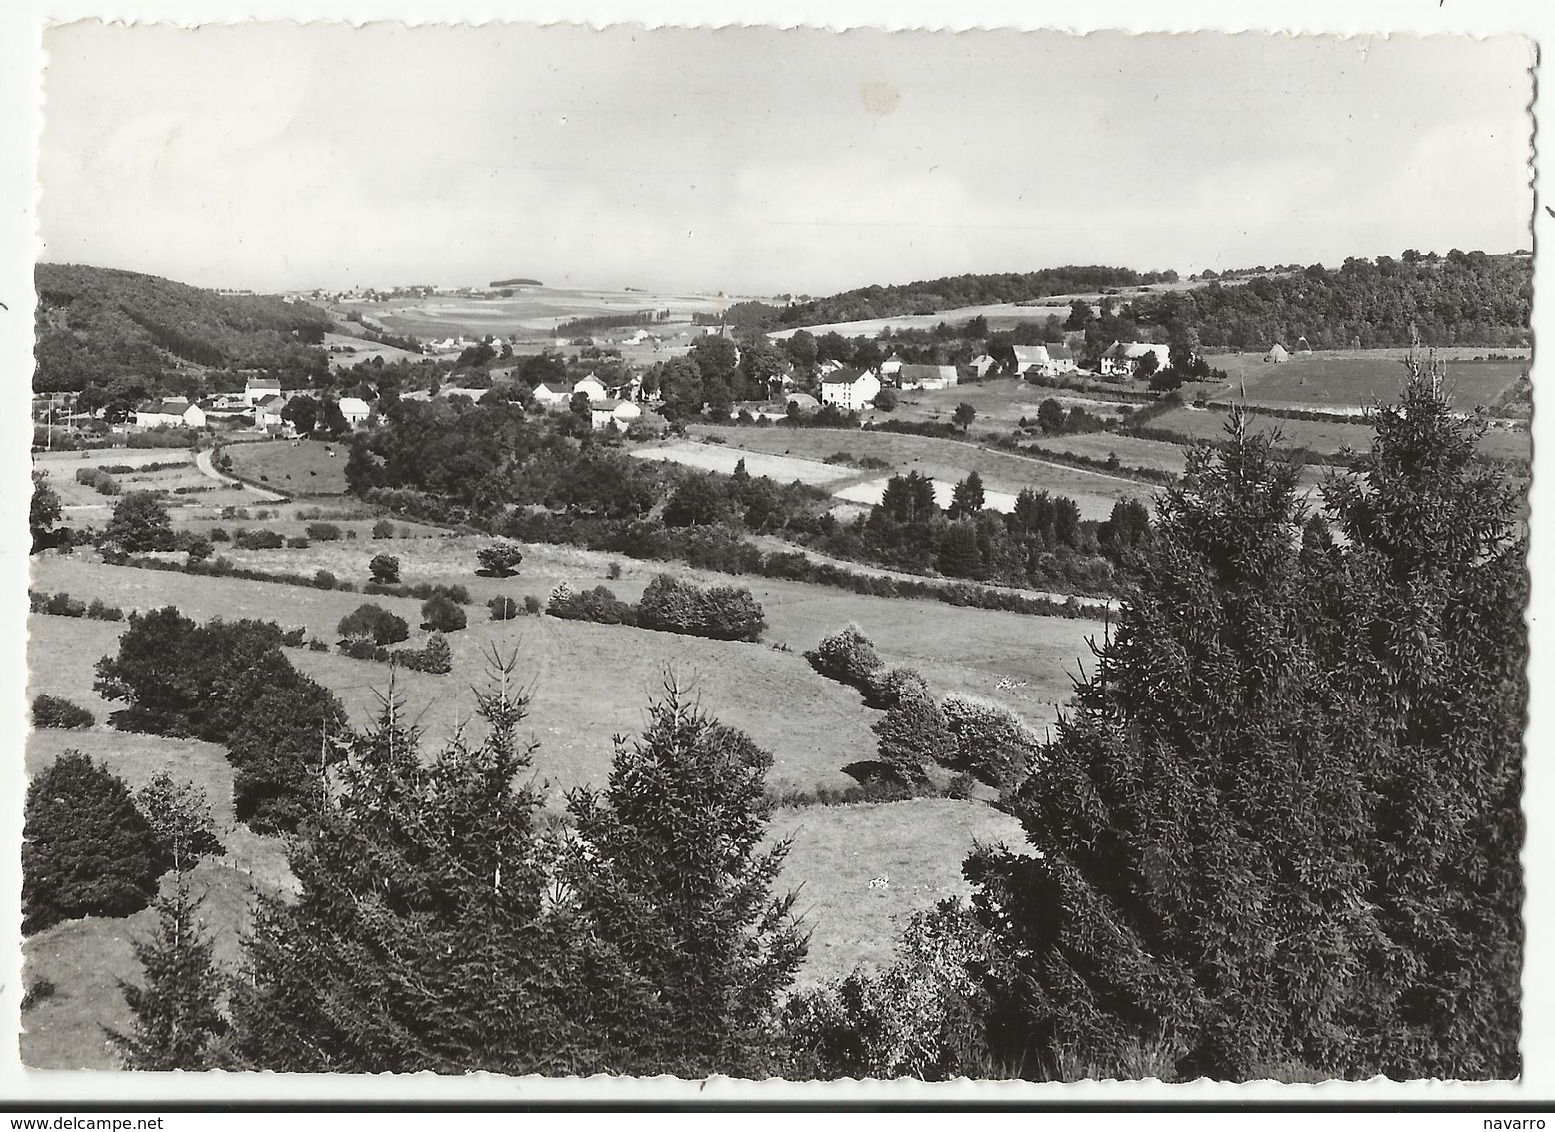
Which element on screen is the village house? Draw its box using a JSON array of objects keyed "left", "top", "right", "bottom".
[
  {"left": 242, "top": 375, "right": 282, "bottom": 406},
  {"left": 1041, "top": 344, "right": 1079, "bottom": 377},
  {"left": 971, "top": 353, "right": 1000, "bottom": 379},
  {"left": 1101, "top": 341, "right": 1172, "bottom": 378},
  {"left": 1011, "top": 345, "right": 1053, "bottom": 376},
  {"left": 572, "top": 375, "right": 608, "bottom": 402},
  {"left": 254, "top": 393, "right": 292, "bottom": 433},
  {"left": 820, "top": 367, "right": 882, "bottom": 410},
  {"left": 590, "top": 399, "right": 643, "bottom": 430},
  {"left": 531, "top": 382, "right": 568, "bottom": 408},
  {"left": 337, "top": 396, "right": 373, "bottom": 427},
  {"left": 898, "top": 363, "right": 959, "bottom": 391},
  {"left": 879, "top": 352, "right": 904, "bottom": 381},
  {"left": 134, "top": 398, "right": 207, "bottom": 429}
]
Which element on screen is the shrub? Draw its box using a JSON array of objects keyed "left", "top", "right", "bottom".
[
  {"left": 635, "top": 574, "right": 766, "bottom": 642},
  {"left": 476, "top": 540, "right": 525, "bottom": 577},
  {"left": 489, "top": 595, "right": 520, "bottom": 621},
  {"left": 523, "top": 594, "right": 543, "bottom": 615},
  {"left": 338, "top": 637, "right": 391, "bottom": 663},
  {"left": 369, "top": 553, "right": 400, "bottom": 584},
  {"left": 307, "top": 638, "right": 330, "bottom": 652},
  {"left": 209, "top": 527, "right": 230, "bottom": 543},
  {"left": 23, "top": 752, "right": 164, "bottom": 934},
  {"left": 86, "top": 597, "right": 124, "bottom": 622},
  {"left": 607, "top": 561, "right": 624, "bottom": 581},
  {"left": 862, "top": 666, "right": 930, "bottom": 710},
  {"left": 421, "top": 594, "right": 468, "bottom": 633},
  {"left": 806, "top": 624, "right": 884, "bottom": 689},
  {"left": 306, "top": 522, "right": 343, "bottom": 542},
  {"left": 547, "top": 584, "right": 636, "bottom": 626},
  {"left": 235, "top": 529, "right": 285, "bottom": 550},
  {"left": 313, "top": 569, "right": 337, "bottom": 590},
  {"left": 286, "top": 536, "right": 311, "bottom": 549},
  {"left": 104, "top": 491, "right": 175, "bottom": 552},
  {"left": 940, "top": 693, "right": 1041, "bottom": 791},
  {"left": 337, "top": 602, "right": 410, "bottom": 646},
  {"left": 32, "top": 694, "right": 95, "bottom": 730},
  {"left": 21, "top": 978, "right": 57, "bottom": 1012},
  {"left": 413, "top": 632, "right": 452, "bottom": 674},
  {"left": 372, "top": 519, "right": 395, "bottom": 539},
  {"left": 871, "top": 687, "right": 955, "bottom": 784}
]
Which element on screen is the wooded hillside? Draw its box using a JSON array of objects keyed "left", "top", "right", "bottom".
[{"left": 33, "top": 264, "right": 332, "bottom": 392}]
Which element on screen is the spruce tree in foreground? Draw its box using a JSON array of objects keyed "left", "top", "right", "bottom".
[
  {"left": 563, "top": 676, "right": 808, "bottom": 1076},
  {"left": 963, "top": 369, "right": 1527, "bottom": 1080},
  {"left": 107, "top": 872, "right": 228, "bottom": 1071},
  {"left": 229, "top": 655, "right": 585, "bottom": 1074}
]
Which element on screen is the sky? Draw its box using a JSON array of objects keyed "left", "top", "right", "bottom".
[{"left": 37, "top": 23, "right": 1535, "bottom": 297}]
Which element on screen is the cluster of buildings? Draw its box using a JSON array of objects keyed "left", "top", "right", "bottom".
[{"left": 530, "top": 374, "right": 646, "bottom": 430}]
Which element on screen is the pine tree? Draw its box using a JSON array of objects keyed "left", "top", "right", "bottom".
[
  {"left": 106, "top": 872, "right": 228, "bottom": 1071},
  {"left": 965, "top": 374, "right": 1528, "bottom": 1080},
  {"left": 24, "top": 752, "right": 164, "bottom": 935},
  {"left": 562, "top": 675, "right": 808, "bottom": 1077},
  {"left": 949, "top": 471, "right": 985, "bottom": 519},
  {"left": 229, "top": 654, "right": 587, "bottom": 1074}
]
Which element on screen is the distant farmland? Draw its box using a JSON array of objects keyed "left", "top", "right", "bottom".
[{"left": 1212, "top": 352, "right": 1527, "bottom": 413}]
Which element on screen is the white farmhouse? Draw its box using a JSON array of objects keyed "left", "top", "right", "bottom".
[
  {"left": 819, "top": 367, "right": 882, "bottom": 410},
  {"left": 1011, "top": 345, "right": 1052, "bottom": 376},
  {"left": 337, "top": 396, "right": 373, "bottom": 427},
  {"left": 242, "top": 375, "right": 282, "bottom": 406},
  {"left": 897, "top": 364, "right": 959, "bottom": 391},
  {"left": 531, "top": 382, "right": 568, "bottom": 408},
  {"left": 572, "top": 375, "right": 608, "bottom": 402},
  {"left": 1101, "top": 341, "right": 1171, "bottom": 378},
  {"left": 135, "top": 399, "right": 206, "bottom": 429}
]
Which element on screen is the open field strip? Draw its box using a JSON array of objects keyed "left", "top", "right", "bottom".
[
  {"left": 771, "top": 799, "right": 1029, "bottom": 985},
  {"left": 628, "top": 439, "right": 860, "bottom": 485}
]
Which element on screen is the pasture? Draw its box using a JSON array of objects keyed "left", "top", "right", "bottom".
[
  {"left": 1024, "top": 431, "right": 1191, "bottom": 476},
  {"left": 628, "top": 440, "right": 860, "bottom": 486},
  {"left": 773, "top": 799, "right": 1029, "bottom": 985},
  {"left": 222, "top": 438, "right": 353, "bottom": 495},
  {"left": 334, "top": 286, "right": 726, "bottom": 341},
  {"left": 1216, "top": 352, "right": 1526, "bottom": 413},
  {"left": 324, "top": 331, "right": 425, "bottom": 369},
  {"left": 882, "top": 378, "right": 1134, "bottom": 430},
  {"left": 685, "top": 424, "right": 1152, "bottom": 521}
]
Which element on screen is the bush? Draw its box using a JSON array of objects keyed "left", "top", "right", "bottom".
[
  {"left": 75, "top": 467, "right": 120, "bottom": 496},
  {"left": 337, "top": 602, "right": 410, "bottom": 646},
  {"left": 32, "top": 694, "right": 95, "bottom": 730},
  {"left": 420, "top": 594, "right": 468, "bottom": 632},
  {"left": 286, "top": 536, "right": 311, "bottom": 549},
  {"left": 476, "top": 540, "right": 525, "bottom": 577},
  {"left": 407, "top": 632, "right": 452, "bottom": 674},
  {"left": 523, "top": 594, "right": 543, "bottom": 615},
  {"left": 806, "top": 624, "right": 884, "bottom": 689},
  {"left": 607, "top": 561, "right": 623, "bottom": 580},
  {"left": 369, "top": 553, "right": 400, "bottom": 584},
  {"left": 235, "top": 529, "right": 285, "bottom": 550},
  {"left": 872, "top": 687, "right": 955, "bottom": 784},
  {"left": 31, "top": 590, "right": 87, "bottom": 618},
  {"left": 635, "top": 574, "right": 766, "bottom": 642},
  {"left": 338, "top": 637, "right": 391, "bottom": 663},
  {"left": 306, "top": 522, "right": 343, "bottom": 542},
  {"left": 940, "top": 693, "right": 1041, "bottom": 791},
  {"left": 547, "top": 584, "right": 637, "bottom": 626},
  {"left": 371, "top": 519, "right": 395, "bottom": 539},
  {"left": 862, "top": 666, "right": 930, "bottom": 710},
  {"left": 307, "top": 638, "right": 330, "bottom": 652},
  {"left": 86, "top": 597, "right": 124, "bottom": 622},
  {"left": 23, "top": 752, "right": 164, "bottom": 934},
  {"left": 209, "top": 527, "right": 230, "bottom": 543},
  {"left": 489, "top": 595, "right": 520, "bottom": 621},
  {"left": 313, "top": 569, "right": 338, "bottom": 590}
]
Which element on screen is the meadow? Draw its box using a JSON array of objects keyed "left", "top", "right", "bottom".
[
  {"left": 1214, "top": 352, "right": 1527, "bottom": 413},
  {"left": 221, "top": 437, "right": 353, "bottom": 495},
  {"left": 333, "top": 286, "right": 725, "bottom": 341},
  {"left": 1023, "top": 431, "right": 1192, "bottom": 476},
  {"left": 882, "top": 378, "right": 1134, "bottom": 430},
  {"left": 685, "top": 424, "right": 1152, "bottom": 521}
]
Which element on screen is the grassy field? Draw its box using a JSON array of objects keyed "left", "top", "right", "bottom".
[
  {"left": 335, "top": 286, "right": 724, "bottom": 340},
  {"left": 629, "top": 440, "right": 861, "bottom": 486},
  {"left": 686, "top": 424, "right": 1152, "bottom": 521},
  {"left": 1024, "top": 431, "right": 1191, "bottom": 476},
  {"left": 222, "top": 438, "right": 353, "bottom": 495},
  {"left": 1141, "top": 405, "right": 1531, "bottom": 463},
  {"left": 881, "top": 378, "right": 1135, "bottom": 430},
  {"left": 1215, "top": 353, "right": 1526, "bottom": 413},
  {"left": 772, "top": 799, "right": 1028, "bottom": 985},
  {"left": 324, "top": 330, "right": 426, "bottom": 369}
]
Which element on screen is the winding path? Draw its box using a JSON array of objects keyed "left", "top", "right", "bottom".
[{"left": 195, "top": 445, "right": 288, "bottom": 502}]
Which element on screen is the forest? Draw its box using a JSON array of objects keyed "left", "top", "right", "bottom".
[{"left": 33, "top": 263, "right": 332, "bottom": 392}]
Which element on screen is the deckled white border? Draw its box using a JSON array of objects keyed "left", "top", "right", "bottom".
[{"left": 0, "top": 0, "right": 1546, "bottom": 1108}]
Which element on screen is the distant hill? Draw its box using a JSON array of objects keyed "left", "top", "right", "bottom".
[
  {"left": 33, "top": 263, "right": 332, "bottom": 392},
  {"left": 489, "top": 277, "right": 543, "bottom": 288},
  {"left": 779, "top": 265, "right": 1179, "bottom": 328}
]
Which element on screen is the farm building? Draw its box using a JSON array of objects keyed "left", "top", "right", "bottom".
[
  {"left": 1041, "top": 344, "right": 1078, "bottom": 377},
  {"left": 337, "top": 396, "right": 373, "bottom": 427},
  {"left": 898, "top": 363, "right": 959, "bottom": 390},
  {"left": 971, "top": 353, "right": 999, "bottom": 378},
  {"left": 879, "top": 352, "right": 905, "bottom": 379},
  {"left": 590, "top": 399, "right": 643, "bottom": 429},
  {"left": 531, "top": 383, "right": 568, "bottom": 407},
  {"left": 1011, "top": 345, "right": 1053, "bottom": 375},
  {"left": 1295, "top": 337, "right": 1312, "bottom": 355},
  {"left": 573, "top": 376, "right": 608, "bottom": 402},
  {"left": 242, "top": 375, "right": 282, "bottom": 405},
  {"left": 254, "top": 394, "right": 292, "bottom": 433},
  {"left": 786, "top": 392, "right": 820, "bottom": 413},
  {"left": 1101, "top": 342, "right": 1171, "bottom": 378},
  {"left": 820, "top": 367, "right": 882, "bottom": 410},
  {"left": 436, "top": 386, "right": 488, "bottom": 402},
  {"left": 1265, "top": 343, "right": 1291, "bottom": 364},
  {"left": 134, "top": 399, "right": 206, "bottom": 429}
]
